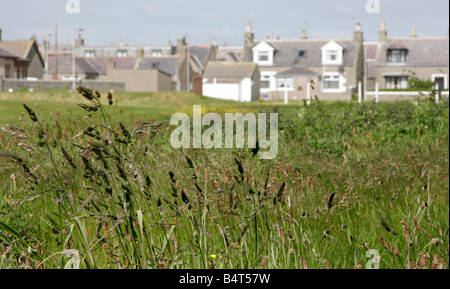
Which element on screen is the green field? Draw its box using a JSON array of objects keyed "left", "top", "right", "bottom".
[{"left": 0, "top": 88, "right": 448, "bottom": 269}]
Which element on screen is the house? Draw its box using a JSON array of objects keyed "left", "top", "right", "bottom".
[
  {"left": 102, "top": 54, "right": 178, "bottom": 92},
  {"left": 202, "top": 62, "right": 260, "bottom": 102},
  {"left": 0, "top": 47, "right": 29, "bottom": 79},
  {"left": 0, "top": 35, "right": 45, "bottom": 79},
  {"left": 45, "top": 55, "right": 100, "bottom": 80},
  {"left": 73, "top": 35, "right": 173, "bottom": 58},
  {"left": 242, "top": 22, "right": 365, "bottom": 101},
  {"left": 371, "top": 20, "right": 449, "bottom": 91}
]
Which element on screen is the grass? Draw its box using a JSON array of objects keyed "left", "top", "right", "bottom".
[{"left": 0, "top": 88, "right": 448, "bottom": 269}]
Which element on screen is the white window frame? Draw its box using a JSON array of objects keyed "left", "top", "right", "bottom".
[
  {"left": 385, "top": 76, "right": 408, "bottom": 90},
  {"left": 322, "top": 72, "right": 346, "bottom": 93},
  {"left": 151, "top": 49, "right": 162, "bottom": 57},
  {"left": 431, "top": 74, "right": 448, "bottom": 90},
  {"left": 84, "top": 50, "right": 95, "bottom": 58},
  {"left": 117, "top": 50, "right": 128, "bottom": 58},
  {"left": 260, "top": 71, "right": 277, "bottom": 92}
]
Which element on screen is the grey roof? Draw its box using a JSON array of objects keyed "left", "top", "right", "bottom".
[
  {"left": 245, "top": 39, "right": 360, "bottom": 67},
  {"left": 88, "top": 57, "right": 136, "bottom": 74},
  {"left": 364, "top": 43, "right": 378, "bottom": 60},
  {"left": 203, "top": 62, "right": 257, "bottom": 78},
  {"left": 377, "top": 38, "right": 449, "bottom": 67},
  {"left": 47, "top": 56, "right": 100, "bottom": 75},
  {"left": 188, "top": 46, "right": 210, "bottom": 66},
  {"left": 138, "top": 57, "right": 180, "bottom": 76},
  {"left": 278, "top": 66, "right": 318, "bottom": 76},
  {"left": 0, "top": 47, "right": 18, "bottom": 58}
]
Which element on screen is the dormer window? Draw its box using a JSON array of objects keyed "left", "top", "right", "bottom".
[
  {"left": 387, "top": 49, "right": 407, "bottom": 63},
  {"left": 321, "top": 41, "right": 344, "bottom": 66},
  {"left": 298, "top": 50, "right": 306, "bottom": 57},
  {"left": 252, "top": 41, "right": 275, "bottom": 66},
  {"left": 117, "top": 50, "right": 128, "bottom": 57},
  {"left": 326, "top": 50, "right": 338, "bottom": 61},
  {"left": 84, "top": 50, "right": 95, "bottom": 58},
  {"left": 258, "top": 51, "right": 269, "bottom": 61}
]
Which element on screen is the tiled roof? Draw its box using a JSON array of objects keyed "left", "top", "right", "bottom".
[
  {"left": 0, "top": 41, "right": 44, "bottom": 65},
  {"left": 245, "top": 39, "right": 360, "bottom": 67},
  {"left": 47, "top": 56, "right": 101, "bottom": 75},
  {"left": 278, "top": 66, "right": 318, "bottom": 76},
  {"left": 188, "top": 46, "right": 210, "bottom": 66},
  {"left": 138, "top": 56, "right": 180, "bottom": 76},
  {"left": 377, "top": 38, "right": 449, "bottom": 67},
  {"left": 0, "top": 47, "right": 18, "bottom": 58},
  {"left": 203, "top": 62, "right": 257, "bottom": 79},
  {"left": 87, "top": 57, "right": 136, "bottom": 74}
]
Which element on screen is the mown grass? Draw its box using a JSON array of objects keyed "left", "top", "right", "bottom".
[{"left": 0, "top": 88, "right": 448, "bottom": 269}]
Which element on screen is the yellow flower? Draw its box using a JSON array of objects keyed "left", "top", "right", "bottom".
[
  {"left": 210, "top": 254, "right": 217, "bottom": 260},
  {"left": 110, "top": 89, "right": 115, "bottom": 94}
]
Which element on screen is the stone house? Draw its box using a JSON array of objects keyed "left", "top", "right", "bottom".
[
  {"left": 0, "top": 37, "right": 45, "bottom": 79},
  {"left": 242, "top": 22, "right": 365, "bottom": 101},
  {"left": 371, "top": 20, "right": 449, "bottom": 91}
]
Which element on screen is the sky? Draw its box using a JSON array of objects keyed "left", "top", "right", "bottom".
[{"left": 0, "top": 0, "right": 448, "bottom": 47}]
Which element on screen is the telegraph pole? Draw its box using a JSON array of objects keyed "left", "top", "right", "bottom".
[{"left": 55, "top": 22, "right": 58, "bottom": 80}]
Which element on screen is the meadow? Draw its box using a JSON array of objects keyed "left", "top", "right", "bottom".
[{"left": 0, "top": 88, "right": 448, "bottom": 269}]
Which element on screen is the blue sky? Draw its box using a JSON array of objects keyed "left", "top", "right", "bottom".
[{"left": 0, "top": 0, "right": 448, "bottom": 46}]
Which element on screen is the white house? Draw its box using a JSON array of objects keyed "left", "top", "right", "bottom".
[{"left": 202, "top": 62, "right": 260, "bottom": 102}]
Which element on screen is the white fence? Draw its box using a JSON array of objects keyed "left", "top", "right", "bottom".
[{"left": 358, "top": 82, "right": 449, "bottom": 104}]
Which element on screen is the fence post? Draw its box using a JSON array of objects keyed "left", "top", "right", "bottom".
[
  {"left": 306, "top": 82, "right": 311, "bottom": 106},
  {"left": 358, "top": 81, "right": 362, "bottom": 103},
  {"left": 375, "top": 83, "right": 379, "bottom": 103},
  {"left": 435, "top": 90, "right": 440, "bottom": 104}
]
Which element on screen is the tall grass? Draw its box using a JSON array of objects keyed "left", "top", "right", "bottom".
[{"left": 0, "top": 88, "right": 448, "bottom": 269}]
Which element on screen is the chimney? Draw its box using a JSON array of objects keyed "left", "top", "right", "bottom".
[
  {"left": 411, "top": 27, "right": 417, "bottom": 38},
  {"left": 379, "top": 19, "right": 387, "bottom": 43},
  {"left": 0, "top": 29, "right": 2, "bottom": 42},
  {"left": 134, "top": 46, "right": 144, "bottom": 69},
  {"left": 107, "top": 59, "right": 116, "bottom": 74},
  {"left": 301, "top": 29, "right": 308, "bottom": 40},
  {"left": 244, "top": 22, "right": 254, "bottom": 49},
  {"left": 75, "top": 33, "right": 84, "bottom": 47},
  {"left": 177, "top": 37, "right": 187, "bottom": 56},
  {"left": 354, "top": 22, "right": 363, "bottom": 44}
]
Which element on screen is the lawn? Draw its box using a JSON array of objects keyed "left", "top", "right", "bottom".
[{"left": 0, "top": 88, "right": 448, "bottom": 269}]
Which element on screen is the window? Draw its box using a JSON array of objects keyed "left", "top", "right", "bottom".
[
  {"left": 258, "top": 51, "right": 269, "bottom": 62},
  {"left": 117, "top": 50, "right": 128, "bottom": 57},
  {"left": 260, "top": 74, "right": 271, "bottom": 89},
  {"left": 385, "top": 76, "right": 408, "bottom": 89},
  {"left": 387, "top": 49, "right": 407, "bottom": 63},
  {"left": 323, "top": 74, "right": 340, "bottom": 89},
  {"left": 151, "top": 49, "right": 162, "bottom": 57},
  {"left": 299, "top": 50, "right": 306, "bottom": 57},
  {"left": 84, "top": 50, "right": 95, "bottom": 58},
  {"left": 326, "top": 50, "right": 338, "bottom": 62},
  {"left": 5, "top": 64, "right": 11, "bottom": 78}
]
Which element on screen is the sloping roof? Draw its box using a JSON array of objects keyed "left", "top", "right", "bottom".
[
  {"left": 278, "top": 66, "right": 318, "bottom": 76},
  {"left": 364, "top": 43, "right": 378, "bottom": 60},
  {"left": 87, "top": 57, "right": 136, "bottom": 74},
  {"left": 246, "top": 39, "right": 359, "bottom": 67},
  {"left": 47, "top": 56, "right": 101, "bottom": 75},
  {"left": 203, "top": 62, "right": 257, "bottom": 78},
  {"left": 188, "top": 46, "right": 210, "bottom": 66},
  {"left": 0, "top": 41, "right": 44, "bottom": 65},
  {"left": 138, "top": 56, "right": 180, "bottom": 76},
  {"left": 0, "top": 47, "right": 18, "bottom": 59},
  {"left": 377, "top": 38, "right": 449, "bottom": 67}
]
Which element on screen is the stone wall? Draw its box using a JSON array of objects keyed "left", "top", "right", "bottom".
[{"left": 0, "top": 77, "right": 125, "bottom": 92}]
